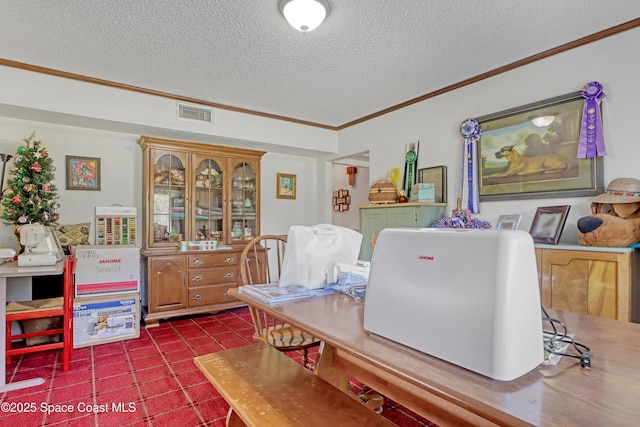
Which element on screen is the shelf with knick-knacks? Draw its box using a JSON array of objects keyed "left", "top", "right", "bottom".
[{"left": 139, "top": 136, "right": 264, "bottom": 249}]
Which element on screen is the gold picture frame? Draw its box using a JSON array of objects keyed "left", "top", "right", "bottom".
[
  {"left": 276, "top": 173, "right": 296, "bottom": 199},
  {"left": 477, "top": 91, "right": 603, "bottom": 201},
  {"left": 66, "top": 155, "right": 101, "bottom": 191}
]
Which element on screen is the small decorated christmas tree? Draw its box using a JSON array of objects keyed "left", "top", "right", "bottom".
[{"left": 1, "top": 133, "right": 60, "bottom": 227}]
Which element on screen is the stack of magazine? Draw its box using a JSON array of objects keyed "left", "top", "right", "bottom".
[{"left": 239, "top": 284, "right": 337, "bottom": 304}]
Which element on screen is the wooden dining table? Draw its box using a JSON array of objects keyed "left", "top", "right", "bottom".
[{"left": 229, "top": 288, "right": 640, "bottom": 427}]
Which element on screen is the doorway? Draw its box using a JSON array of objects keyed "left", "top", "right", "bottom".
[{"left": 330, "top": 151, "right": 369, "bottom": 232}]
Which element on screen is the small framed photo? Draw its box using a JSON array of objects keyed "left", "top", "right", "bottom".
[
  {"left": 529, "top": 205, "right": 571, "bottom": 244},
  {"left": 497, "top": 214, "right": 522, "bottom": 230},
  {"left": 418, "top": 165, "right": 447, "bottom": 203},
  {"left": 66, "top": 156, "right": 101, "bottom": 191},
  {"left": 276, "top": 173, "right": 296, "bottom": 199}
]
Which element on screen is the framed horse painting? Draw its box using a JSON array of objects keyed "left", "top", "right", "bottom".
[{"left": 476, "top": 91, "right": 603, "bottom": 201}]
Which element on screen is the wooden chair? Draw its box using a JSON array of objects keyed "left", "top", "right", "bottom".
[
  {"left": 239, "top": 235, "right": 320, "bottom": 368},
  {"left": 6, "top": 256, "right": 76, "bottom": 372}
]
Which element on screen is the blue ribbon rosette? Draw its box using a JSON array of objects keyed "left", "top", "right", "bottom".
[{"left": 460, "top": 118, "right": 481, "bottom": 213}]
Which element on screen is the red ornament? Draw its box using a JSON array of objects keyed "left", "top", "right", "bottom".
[
  {"left": 41, "top": 152, "right": 48, "bottom": 158},
  {"left": 11, "top": 195, "right": 22, "bottom": 205},
  {"left": 30, "top": 162, "right": 42, "bottom": 172}
]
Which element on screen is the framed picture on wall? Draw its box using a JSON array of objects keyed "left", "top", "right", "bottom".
[
  {"left": 418, "top": 165, "right": 447, "bottom": 203},
  {"left": 477, "top": 92, "right": 603, "bottom": 201},
  {"left": 66, "top": 156, "right": 101, "bottom": 191},
  {"left": 276, "top": 173, "right": 296, "bottom": 199}
]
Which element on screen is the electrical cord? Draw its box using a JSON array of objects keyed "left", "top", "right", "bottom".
[{"left": 541, "top": 306, "right": 592, "bottom": 369}]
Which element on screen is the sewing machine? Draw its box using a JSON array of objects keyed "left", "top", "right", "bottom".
[
  {"left": 364, "top": 228, "right": 543, "bottom": 381},
  {"left": 17, "top": 224, "right": 64, "bottom": 267}
]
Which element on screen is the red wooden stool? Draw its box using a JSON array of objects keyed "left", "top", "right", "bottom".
[{"left": 6, "top": 256, "right": 75, "bottom": 372}]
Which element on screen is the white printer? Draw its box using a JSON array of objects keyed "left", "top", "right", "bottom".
[{"left": 363, "top": 228, "right": 543, "bottom": 381}]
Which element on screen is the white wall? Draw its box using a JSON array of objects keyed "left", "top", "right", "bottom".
[
  {"left": 0, "top": 65, "right": 338, "bottom": 157},
  {"left": 0, "top": 118, "right": 142, "bottom": 251},
  {"left": 0, "top": 55, "right": 345, "bottom": 250},
  {"left": 331, "top": 164, "right": 369, "bottom": 231},
  {"left": 0, "top": 27, "right": 638, "bottom": 248},
  {"left": 330, "top": 27, "right": 640, "bottom": 243},
  {"left": 0, "top": 119, "right": 318, "bottom": 251},
  {"left": 260, "top": 153, "right": 318, "bottom": 234}
]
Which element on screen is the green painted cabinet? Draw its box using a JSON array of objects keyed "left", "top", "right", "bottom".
[{"left": 358, "top": 203, "right": 447, "bottom": 261}]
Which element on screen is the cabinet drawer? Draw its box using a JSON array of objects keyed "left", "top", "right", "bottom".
[
  {"left": 189, "top": 284, "right": 237, "bottom": 307},
  {"left": 188, "top": 253, "right": 237, "bottom": 268},
  {"left": 188, "top": 266, "right": 236, "bottom": 285}
]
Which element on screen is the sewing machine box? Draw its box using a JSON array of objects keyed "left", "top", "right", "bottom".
[
  {"left": 410, "top": 183, "right": 435, "bottom": 202},
  {"left": 73, "top": 294, "right": 140, "bottom": 349},
  {"left": 73, "top": 245, "right": 140, "bottom": 297}
]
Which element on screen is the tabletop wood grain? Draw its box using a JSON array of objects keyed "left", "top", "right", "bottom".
[{"left": 229, "top": 288, "right": 640, "bottom": 426}]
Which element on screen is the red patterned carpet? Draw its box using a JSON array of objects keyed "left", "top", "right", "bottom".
[{"left": 1, "top": 307, "right": 437, "bottom": 426}]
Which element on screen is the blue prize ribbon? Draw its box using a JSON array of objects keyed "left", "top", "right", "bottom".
[{"left": 460, "top": 119, "right": 481, "bottom": 213}]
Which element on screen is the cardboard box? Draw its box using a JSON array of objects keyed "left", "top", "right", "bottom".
[
  {"left": 73, "top": 294, "right": 140, "bottom": 348},
  {"left": 73, "top": 245, "right": 140, "bottom": 297},
  {"left": 410, "top": 183, "right": 436, "bottom": 202}
]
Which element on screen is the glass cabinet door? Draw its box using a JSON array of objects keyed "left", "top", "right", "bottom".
[
  {"left": 230, "top": 161, "right": 258, "bottom": 243},
  {"left": 152, "top": 153, "right": 186, "bottom": 246},
  {"left": 141, "top": 137, "right": 264, "bottom": 251},
  {"left": 192, "top": 156, "right": 225, "bottom": 241}
]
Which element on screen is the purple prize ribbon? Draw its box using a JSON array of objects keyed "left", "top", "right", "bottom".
[
  {"left": 577, "top": 81, "right": 606, "bottom": 158},
  {"left": 460, "top": 119, "right": 480, "bottom": 213}
]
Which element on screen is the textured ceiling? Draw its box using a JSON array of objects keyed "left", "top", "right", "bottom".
[{"left": 1, "top": 1, "right": 639, "bottom": 128}]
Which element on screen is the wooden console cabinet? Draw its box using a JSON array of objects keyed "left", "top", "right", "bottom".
[
  {"left": 138, "top": 136, "right": 265, "bottom": 326},
  {"left": 535, "top": 244, "right": 640, "bottom": 322},
  {"left": 143, "top": 250, "right": 244, "bottom": 325},
  {"left": 358, "top": 203, "right": 447, "bottom": 261}
]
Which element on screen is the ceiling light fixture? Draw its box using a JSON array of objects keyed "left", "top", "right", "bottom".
[
  {"left": 530, "top": 115, "right": 556, "bottom": 127},
  {"left": 278, "top": 0, "right": 331, "bottom": 32}
]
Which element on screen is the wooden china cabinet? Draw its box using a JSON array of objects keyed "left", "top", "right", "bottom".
[{"left": 138, "top": 136, "right": 265, "bottom": 326}]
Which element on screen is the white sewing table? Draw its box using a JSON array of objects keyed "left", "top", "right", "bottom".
[{"left": 0, "top": 260, "right": 64, "bottom": 392}]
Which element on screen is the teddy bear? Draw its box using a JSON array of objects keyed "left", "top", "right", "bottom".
[
  {"left": 95, "top": 315, "right": 109, "bottom": 331},
  {"left": 577, "top": 178, "right": 640, "bottom": 247}
]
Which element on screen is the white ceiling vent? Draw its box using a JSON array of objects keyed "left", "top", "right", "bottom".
[{"left": 177, "top": 103, "right": 213, "bottom": 123}]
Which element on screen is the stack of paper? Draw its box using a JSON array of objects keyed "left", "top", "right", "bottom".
[{"left": 238, "top": 284, "right": 314, "bottom": 304}]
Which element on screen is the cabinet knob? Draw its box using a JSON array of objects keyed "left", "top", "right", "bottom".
[
  {"left": 224, "top": 257, "right": 233, "bottom": 263},
  {"left": 192, "top": 293, "right": 202, "bottom": 301},
  {"left": 224, "top": 272, "right": 234, "bottom": 279},
  {"left": 192, "top": 259, "right": 203, "bottom": 266},
  {"left": 193, "top": 275, "right": 202, "bottom": 281}
]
